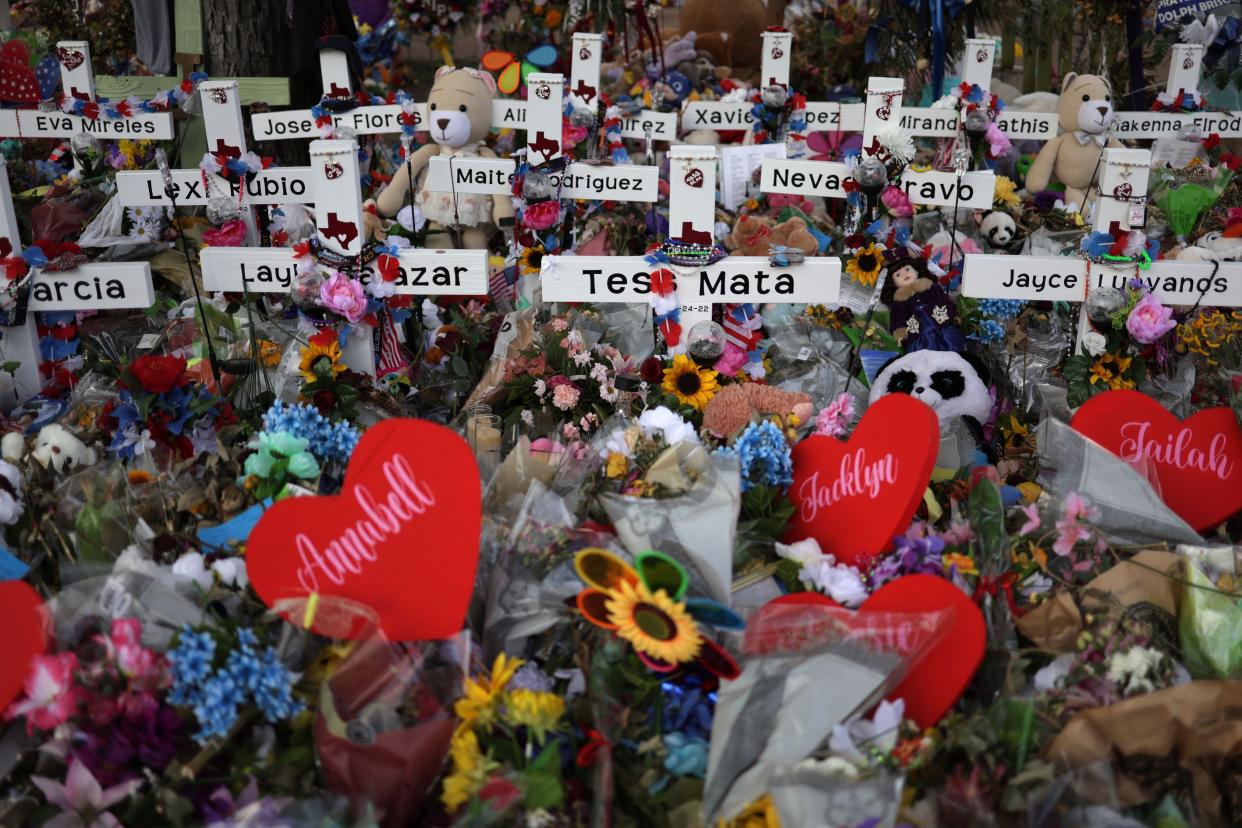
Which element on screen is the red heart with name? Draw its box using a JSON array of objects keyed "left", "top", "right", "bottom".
[
  {"left": 1113, "top": 182, "right": 1133, "bottom": 200},
  {"left": 56, "top": 47, "right": 85, "bottom": 71},
  {"left": 1070, "top": 389, "right": 1242, "bottom": 530},
  {"left": 770, "top": 47, "right": 784, "bottom": 59},
  {"left": 0, "top": 581, "right": 48, "bottom": 714},
  {"left": 976, "top": 48, "right": 989, "bottom": 62},
  {"left": 683, "top": 168, "right": 704, "bottom": 188},
  {"left": 862, "top": 574, "right": 985, "bottom": 728},
  {"left": 784, "top": 394, "right": 940, "bottom": 569},
  {"left": 247, "top": 419, "right": 481, "bottom": 641},
  {"left": 324, "top": 161, "right": 344, "bottom": 180}
]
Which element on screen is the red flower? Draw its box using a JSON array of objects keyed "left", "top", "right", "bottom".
[
  {"left": 312, "top": 389, "right": 337, "bottom": 415},
  {"left": 129, "top": 354, "right": 188, "bottom": 394},
  {"left": 640, "top": 356, "right": 664, "bottom": 384},
  {"left": 1204, "top": 133, "right": 1222, "bottom": 151},
  {"left": 309, "top": 329, "right": 338, "bottom": 348}
]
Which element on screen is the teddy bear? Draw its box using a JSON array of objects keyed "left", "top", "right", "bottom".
[
  {"left": 374, "top": 67, "right": 514, "bottom": 249},
  {"left": 726, "top": 214, "right": 776, "bottom": 256},
  {"left": 1024, "top": 73, "right": 1122, "bottom": 209},
  {"left": 31, "top": 424, "right": 97, "bottom": 473},
  {"left": 769, "top": 216, "right": 820, "bottom": 257}
]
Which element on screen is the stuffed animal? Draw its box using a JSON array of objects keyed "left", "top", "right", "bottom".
[
  {"left": 702, "top": 383, "right": 814, "bottom": 438},
  {"left": 879, "top": 258, "right": 966, "bottom": 352},
  {"left": 869, "top": 349, "right": 993, "bottom": 427},
  {"left": 680, "top": 0, "right": 791, "bottom": 78},
  {"left": 31, "top": 424, "right": 97, "bottom": 472},
  {"left": 1195, "top": 230, "right": 1242, "bottom": 260},
  {"left": 769, "top": 216, "right": 819, "bottom": 256},
  {"left": 726, "top": 214, "right": 776, "bottom": 256},
  {"left": 1024, "top": 73, "right": 1122, "bottom": 208},
  {"left": 374, "top": 67, "right": 514, "bottom": 248},
  {"left": 976, "top": 210, "right": 1017, "bottom": 250}
]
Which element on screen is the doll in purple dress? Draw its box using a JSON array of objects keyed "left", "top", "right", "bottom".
[{"left": 880, "top": 257, "right": 966, "bottom": 352}]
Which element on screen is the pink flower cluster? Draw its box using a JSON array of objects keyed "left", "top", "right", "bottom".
[
  {"left": 1053, "top": 492, "right": 1101, "bottom": 558},
  {"left": 814, "top": 393, "right": 855, "bottom": 438}
]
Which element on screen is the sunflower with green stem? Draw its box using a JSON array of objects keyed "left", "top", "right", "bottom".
[{"left": 662, "top": 354, "right": 720, "bottom": 410}]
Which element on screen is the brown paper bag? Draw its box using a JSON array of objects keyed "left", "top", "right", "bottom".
[
  {"left": 1017, "top": 550, "right": 1183, "bottom": 653},
  {"left": 1046, "top": 680, "right": 1242, "bottom": 826}
]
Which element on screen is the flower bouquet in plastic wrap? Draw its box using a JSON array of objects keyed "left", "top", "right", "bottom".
[
  {"left": 1178, "top": 544, "right": 1242, "bottom": 679},
  {"left": 302, "top": 596, "right": 466, "bottom": 827},
  {"left": 704, "top": 596, "right": 952, "bottom": 825}
]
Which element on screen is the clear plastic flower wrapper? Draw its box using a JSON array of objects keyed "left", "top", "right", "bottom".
[
  {"left": 1177, "top": 544, "right": 1242, "bottom": 679},
  {"left": 703, "top": 599, "right": 952, "bottom": 822},
  {"left": 769, "top": 767, "right": 904, "bottom": 828},
  {"left": 598, "top": 442, "right": 741, "bottom": 605},
  {"left": 275, "top": 594, "right": 467, "bottom": 828},
  {"left": 1035, "top": 417, "right": 1203, "bottom": 549},
  {"left": 480, "top": 478, "right": 627, "bottom": 661}
]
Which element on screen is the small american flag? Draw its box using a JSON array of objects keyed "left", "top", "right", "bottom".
[
  {"left": 375, "top": 311, "right": 408, "bottom": 377},
  {"left": 723, "top": 303, "right": 761, "bottom": 351},
  {"left": 489, "top": 261, "right": 516, "bottom": 306}
]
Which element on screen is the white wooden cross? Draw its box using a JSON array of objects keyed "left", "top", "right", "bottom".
[
  {"left": 250, "top": 49, "right": 529, "bottom": 142},
  {"left": 760, "top": 76, "right": 997, "bottom": 214},
  {"left": 0, "top": 41, "right": 175, "bottom": 159},
  {"left": 961, "top": 147, "right": 1242, "bottom": 349},
  {"left": 568, "top": 32, "right": 678, "bottom": 142},
  {"left": 899, "top": 38, "right": 1058, "bottom": 143},
  {"left": 0, "top": 156, "right": 155, "bottom": 405},
  {"left": 1109, "top": 44, "right": 1242, "bottom": 140},
  {"left": 542, "top": 144, "right": 842, "bottom": 354},
  {"left": 115, "top": 79, "right": 314, "bottom": 246},
  {"left": 422, "top": 72, "right": 660, "bottom": 204},
  {"left": 199, "top": 138, "right": 489, "bottom": 379},
  {"left": 680, "top": 31, "right": 866, "bottom": 139}
]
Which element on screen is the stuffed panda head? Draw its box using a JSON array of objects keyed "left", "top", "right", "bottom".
[
  {"left": 869, "top": 349, "right": 993, "bottom": 424},
  {"left": 979, "top": 210, "right": 1016, "bottom": 249}
]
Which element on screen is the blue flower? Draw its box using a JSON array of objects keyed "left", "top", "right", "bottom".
[
  {"left": 261, "top": 401, "right": 360, "bottom": 464},
  {"left": 719, "top": 420, "right": 794, "bottom": 493}
]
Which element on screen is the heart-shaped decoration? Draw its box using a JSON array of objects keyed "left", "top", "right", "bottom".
[
  {"left": 324, "top": 161, "right": 344, "bottom": 180},
  {"left": 1113, "top": 182, "right": 1133, "bottom": 200},
  {"left": 1184, "top": 56, "right": 1195, "bottom": 69},
  {"left": 248, "top": 419, "right": 481, "bottom": 641},
  {"left": 0, "top": 581, "right": 47, "bottom": 714},
  {"left": 784, "top": 394, "right": 939, "bottom": 569},
  {"left": 976, "top": 48, "right": 989, "bottom": 62},
  {"left": 1070, "top": 389, "right": 1242, "bottom": 530},
  {"left": 209, "top": 88, "right": 228, "bottom": 105},
  {"left": 770, "top": 47, "right": 784, "bottom": 59},
  {"left": 579, "top": 46, "right": 592, "bottom": 60},
  {"left": 535, "top": 82, "right": 551, "bottom": 100},
  {"left": 56, "top": 47, "right": 85, "bottom": 71},
  {"left": 683, "top": 168, "right": 704, "bottom": 188},
  {"left": 861, "top": 574, "right": 985, "bottom": 728}
]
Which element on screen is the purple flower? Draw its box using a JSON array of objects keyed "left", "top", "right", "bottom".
[
  {"left": 70, "top": 704, "right": 185, "bottom": 787},
  {"left": 869, "top": 535, "right": 945, "bottom": 588},
  {"left": 1126, "top": 293, "right": 1176, "bottom": 344}
]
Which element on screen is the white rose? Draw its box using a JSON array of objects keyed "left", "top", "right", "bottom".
[
  {"left": 171, "top": 552, "right": 212, "bottom": 590},
  {"left": 211, "top": 557, "right": 248, "bottom": 589},
  {"left": 1081, "top": 331, "right": 1107, "bottom": 357}
]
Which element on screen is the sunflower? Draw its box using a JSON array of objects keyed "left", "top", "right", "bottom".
[
  {"left": 846, "top": 243, "right": 885, "bottom": 287},
  {"left": 993, "top": 176, "right": 1020, "bottom": 209},
  {"left": 519, "top": 244, "right": 546, "bottom": 275},
  {"left": 441, "top": 729, "right": 499, "bottom": 813},
  {"left": 662, "top": 354, "right": 719, "bottom": 410},
  {"left": 605, "top": 579, "right": 702, "bottom": 665},
  {"left": 298, "top": 338, "right": 345, "bottom": 383}
]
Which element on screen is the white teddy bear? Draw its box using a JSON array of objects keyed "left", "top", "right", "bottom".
[{"left": 31, "top": 424, "right": 98, "bottom": 472}]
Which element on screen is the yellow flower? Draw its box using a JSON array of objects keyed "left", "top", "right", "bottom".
[
  {"left": 662, "top": 354, "right": 719, "bottom": 410},
  {"left": 519, "top": 245, "right": 545, "bottom": 275},
  {"left": 993, "top": 176, "right": 1020, "bottom": 208},
  {"left": 257, "top": 338, "right": 282, "bottom": 367},
  {"left": 454, "top": 652, "right": 524, "bottom": 732},
  {"left": 441, "top": 729, "right": 499, "bottom": 813},
  {"left": 942, "top": 552, "right": 979, "bottom": 576},
  {"left": 605, "top": 451, "right": 629, "bottom": 479},
  {"left": 503, "top": 688, "right": 565, "bottom": 743},
  {"left": 605, "top": 579, "right": 702, "bottom": 664},
  {"left": 720, "top": 794, "right": 781, "bottom": 827},
  {"left": 298, "top": 338, "right": 345, "bottom": 383},
  {"left": 845, "top": 243, "right": 885, "bottom": 287},
  {"left": 1088, "top": 360, "right": 1113, "bottom": 385}
]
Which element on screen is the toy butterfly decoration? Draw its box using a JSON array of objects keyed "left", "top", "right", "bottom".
[{"left": 481, "top": 44, "right": 558, "bottom": 96}]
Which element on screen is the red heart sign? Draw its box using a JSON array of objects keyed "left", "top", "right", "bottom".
[
  {"left": 683, "top": 168, "right": 704, "bottom": 188},
  {"left": 784, "top": 394, "right": 940, "bottom": 569},
  {"left": 324, "top": 162, "right": 344, "bottom": 180},
  {"left": 1113, "top": 182, "right": 1133, "bottom": 200},
  {"left": 56, "top": 47, "right": 85, "bottom": 71},
  {"left": 1070, "top": 390, "right": 1242, "bottom": 530},
  {"left": 248, "top": 419, "right": 481, "bottom": 641},
  {"left": 0, "top": 581, "right": 47, "bottom": 714},
  {"left": 862, "top": 574, "right": 985, "bottom": 728}
]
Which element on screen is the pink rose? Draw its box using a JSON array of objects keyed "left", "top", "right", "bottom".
[
  {"left": 319, "top": 272, "right": 368, "bottom": 323},
  {"left": 880, "top": 186, "right": 914, "bottom": 219},
  {"left": 522, "top": 201, "right": 560, "bottom": 231},
  {"left": 713, "top": 342, "right": 748, "bottom": 376},
  {"left": 201, "top": 219, "right": 248, "bottom": 247},
  {"left": 1126, "top": 293, "right": 1176, "bottom": 343}
]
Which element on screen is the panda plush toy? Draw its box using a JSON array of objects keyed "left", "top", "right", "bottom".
[
  {"left": 870, "top": 349, "right": 996, "bottom": 457},
  {"left": 978, "top": 210, "right": 1017, "bottom": 251}
]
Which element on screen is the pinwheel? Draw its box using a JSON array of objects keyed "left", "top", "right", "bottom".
[
  {"left": 481, "top": 44, "right": 558, "bottom": 96},
  {"left": 574, "top": 548, "right": 741, "bottom": 679}
]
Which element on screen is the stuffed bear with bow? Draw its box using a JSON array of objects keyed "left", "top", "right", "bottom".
[{"left": 1024, "top": 73, "right": 1123, "bottom": 209}]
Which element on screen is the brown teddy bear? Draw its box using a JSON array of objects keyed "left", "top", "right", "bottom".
[
  {"left": 769, "top": 216, "right": 819, "bottom": 257},
  {"left": 374, "top": 67, "right": 514, "bottom": 249},
  {"left": 725, "top": 214, "right": 775, "bottom": 256},
  {"left": 1024, "top": 73, "right": 1122, "bottom": 209}
]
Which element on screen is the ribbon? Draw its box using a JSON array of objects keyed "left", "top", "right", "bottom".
[
  {"left": 864, "top": 16, "right": 892, "bottom": 64},
  {"left": 899, "top": 0, "right": 966, "bottom": 99},
  {"left": 972, "top": 571, "right": 1026, "bottom": 617}
]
